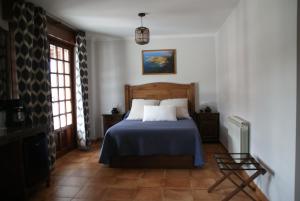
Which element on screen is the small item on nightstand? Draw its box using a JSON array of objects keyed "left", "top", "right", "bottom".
[
  {"left": 199, "top": 105, "right": 212, "bottom": 113},
  {"left": 204, "top": 106, "right": 211, "bottom": 113},
  {"left": 111, "top": 107, "right": 119, "bottom": 114}
]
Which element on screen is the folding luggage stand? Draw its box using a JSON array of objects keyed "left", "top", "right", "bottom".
[{"left": 208, "top": 153, "right": 266, "bottom": 201}]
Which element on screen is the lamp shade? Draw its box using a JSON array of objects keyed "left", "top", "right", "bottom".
[{"left": 135, "top": 26, "right": 150, "bottom": 45}]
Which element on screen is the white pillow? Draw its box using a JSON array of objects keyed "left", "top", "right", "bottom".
[
  {"left": 160, "top": 98, "right": 191, "bottom": 119},
  {"left": 127, "top": 99, "right": 159, "bottom": 120},
  {"left": 143, "top": 106, "right": 177, "bottom": 121}
]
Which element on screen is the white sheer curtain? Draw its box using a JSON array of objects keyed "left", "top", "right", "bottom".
[{"left": 75, "top": 31, "right": 90, "bottom": 150}]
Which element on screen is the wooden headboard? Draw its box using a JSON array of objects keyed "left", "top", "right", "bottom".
[{"left": 125, "top": 82, "right": 196, "bottom": 113}]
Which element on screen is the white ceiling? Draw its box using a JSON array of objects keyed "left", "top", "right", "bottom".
[{"left": 31, "top": 0, "right": 239, "bottom": 37}]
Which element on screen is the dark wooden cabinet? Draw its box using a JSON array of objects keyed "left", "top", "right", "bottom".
[
  {"left": 194, "top": 112, "right": 219, "bottom": 143},
  {"left": 0, "top": 126, "right": 49, "bottom": 200},
  {"left": 102, "top": 114, "right": 123, "bottom": 136}
]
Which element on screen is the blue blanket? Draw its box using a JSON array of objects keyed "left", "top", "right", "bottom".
[{"left": 99, "top": 119, "right": 204, "bottom": 167}]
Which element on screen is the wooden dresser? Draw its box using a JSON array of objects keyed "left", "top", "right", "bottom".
[
  {"left": 102, "top": 114, "right": 123, "bottom": 136},
  {"left": 194, "top": 112, "right": 219, "bottom": 143},
  {"left": 0, "top": 126, "right": 49, "bottom": 200}
]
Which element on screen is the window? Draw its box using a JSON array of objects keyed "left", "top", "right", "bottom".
[{"left": 49, "top": 44, "right": 73, "bottom": 130}]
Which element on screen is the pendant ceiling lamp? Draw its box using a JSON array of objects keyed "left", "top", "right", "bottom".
[{"left": 135, "top": 13, "right": 150, "bottom": 45}]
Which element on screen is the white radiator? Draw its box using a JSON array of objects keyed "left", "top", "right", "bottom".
[{"left": 227, "top": 116, "right": 249, "bottom": 153}]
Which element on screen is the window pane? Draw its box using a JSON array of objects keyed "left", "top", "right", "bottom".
[
  {"left": 65, "top": 88, "right": 71, "bottom": 99},
  {"left": 50, "top": 59, "right": 57, "bottom": 73},
  {"left": 58, "top": 74, "right": 64, "bottom": 87},
  {"left": 58, "top": 61, "right": 63, "bottom": 73},
  {"left": 53, "top": 116, "right": 60, "bottom": 130},
  {"left": 59, "top": 101, "right": 65, "bottom": 113},
  {"left": 50, "top": 74, "right": 57, "bottom": 87},
  {"left": 51, "top": 88, "right": 58, "bottom": 101},
  {"left": 64, "top": 49, "right": 69, "bottom": 61},
  {"left": 51, "top": 45, "right": 73, "bottom": 131},
  {"left": 57, "top": 47, "right": 63, "bottom": 60},
  {"left": 52, "top": 102, "right": 59, "bottom": 116},
  {"left": 59, "top": 88, "right": 65, "bottom": 100},
  {"left": 50, "top": 44, "right": 56, "bottom": 58},
  {"left": 64, "top": 62, "right": 70, "bottom": 74},
  {"left": 65, "top": 75, "right": 70, "bottom": 87},
  {"left": 67, "top": 113, "right": 72, "bottom": 125},
  {"left": 66, "top": 101, "right": 72, "bottom": 112},
  {"left": 60, "top": 115, "right": 66, "bottom": 127}
]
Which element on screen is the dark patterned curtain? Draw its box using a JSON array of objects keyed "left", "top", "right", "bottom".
[
  {"left": 0, "top": 28, "right": 9, "bottom": 100},
  {"left": 75, "top": 31, "right": 90, "bottom": 149},
  {"left": 13, "top": 2, "right": 56, "bottom": 168}
]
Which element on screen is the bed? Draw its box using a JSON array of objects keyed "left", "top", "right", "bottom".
[{"left": 99, "top": 82, "right": 204, "bottom": 168}]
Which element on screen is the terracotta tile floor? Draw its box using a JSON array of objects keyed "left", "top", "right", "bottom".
[{"left": 30, "top": 143, "right": 261, "bottom": 201}]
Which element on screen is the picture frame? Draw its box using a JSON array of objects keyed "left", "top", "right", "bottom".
[{"left": 142, "top": 49, "right": 176, "bottom": 75}]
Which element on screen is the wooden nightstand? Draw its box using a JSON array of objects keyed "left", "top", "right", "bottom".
[
  {"left": 102, "top": 114, "right": 123, "bottom": 135},
  {"left": 194, "top": 112, "right": 219, "bottom": 143}
]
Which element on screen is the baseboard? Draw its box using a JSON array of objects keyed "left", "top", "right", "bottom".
[{"left": 218, "top": 141, "right": 269, "bottom": 201}]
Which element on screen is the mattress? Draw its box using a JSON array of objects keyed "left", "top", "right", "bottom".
[{"left": 99, "top": 119, "right": 204, "bottom": 167}]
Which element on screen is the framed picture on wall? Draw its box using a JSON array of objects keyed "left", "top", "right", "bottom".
[{"left": 142, "top": 49, "right": 176, "bottom": 74}]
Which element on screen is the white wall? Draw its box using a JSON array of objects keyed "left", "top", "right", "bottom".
[
  {"left": 215, "top": 0, "right": 297, "bottom": 200},
  {"left": 124, "top": 36, "right": 217, "bottom": 109},
  {"left": 295, "top": 2, "right": 300, "bottom": 200},
  {"left": 87, "top": 38, "right": 127, "bottom": 139},
  {"left": 87, "top": 35, "right": 217, "bottom": 138}
]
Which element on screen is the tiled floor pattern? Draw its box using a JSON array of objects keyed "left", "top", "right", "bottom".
[{"left": 30, "top": 144, "right": 261, "bottom": 201}]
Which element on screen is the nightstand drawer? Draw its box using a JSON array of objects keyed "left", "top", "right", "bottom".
[
  {"left": 197, "top": 113, "right": 219, "bottom": 121},
  {"left": 103, "top": 120, "right": 119, "bottom": 128},
  {"left": 103, "top": 115, "right": 122, "bottom": 123},
  {"left": 102, "top": 114, "right": 123, "bottom": 136},
  {"left": 194, "top": 112, "right": 219, "bottom": 143}
]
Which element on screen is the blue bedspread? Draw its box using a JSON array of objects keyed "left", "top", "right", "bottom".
[{"left": 99, "top": 119, "right": 204, "bottom": 167}]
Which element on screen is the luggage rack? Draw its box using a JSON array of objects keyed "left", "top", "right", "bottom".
[{"left": 208, "top": 153, "right": 266, "bottom": 201}]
